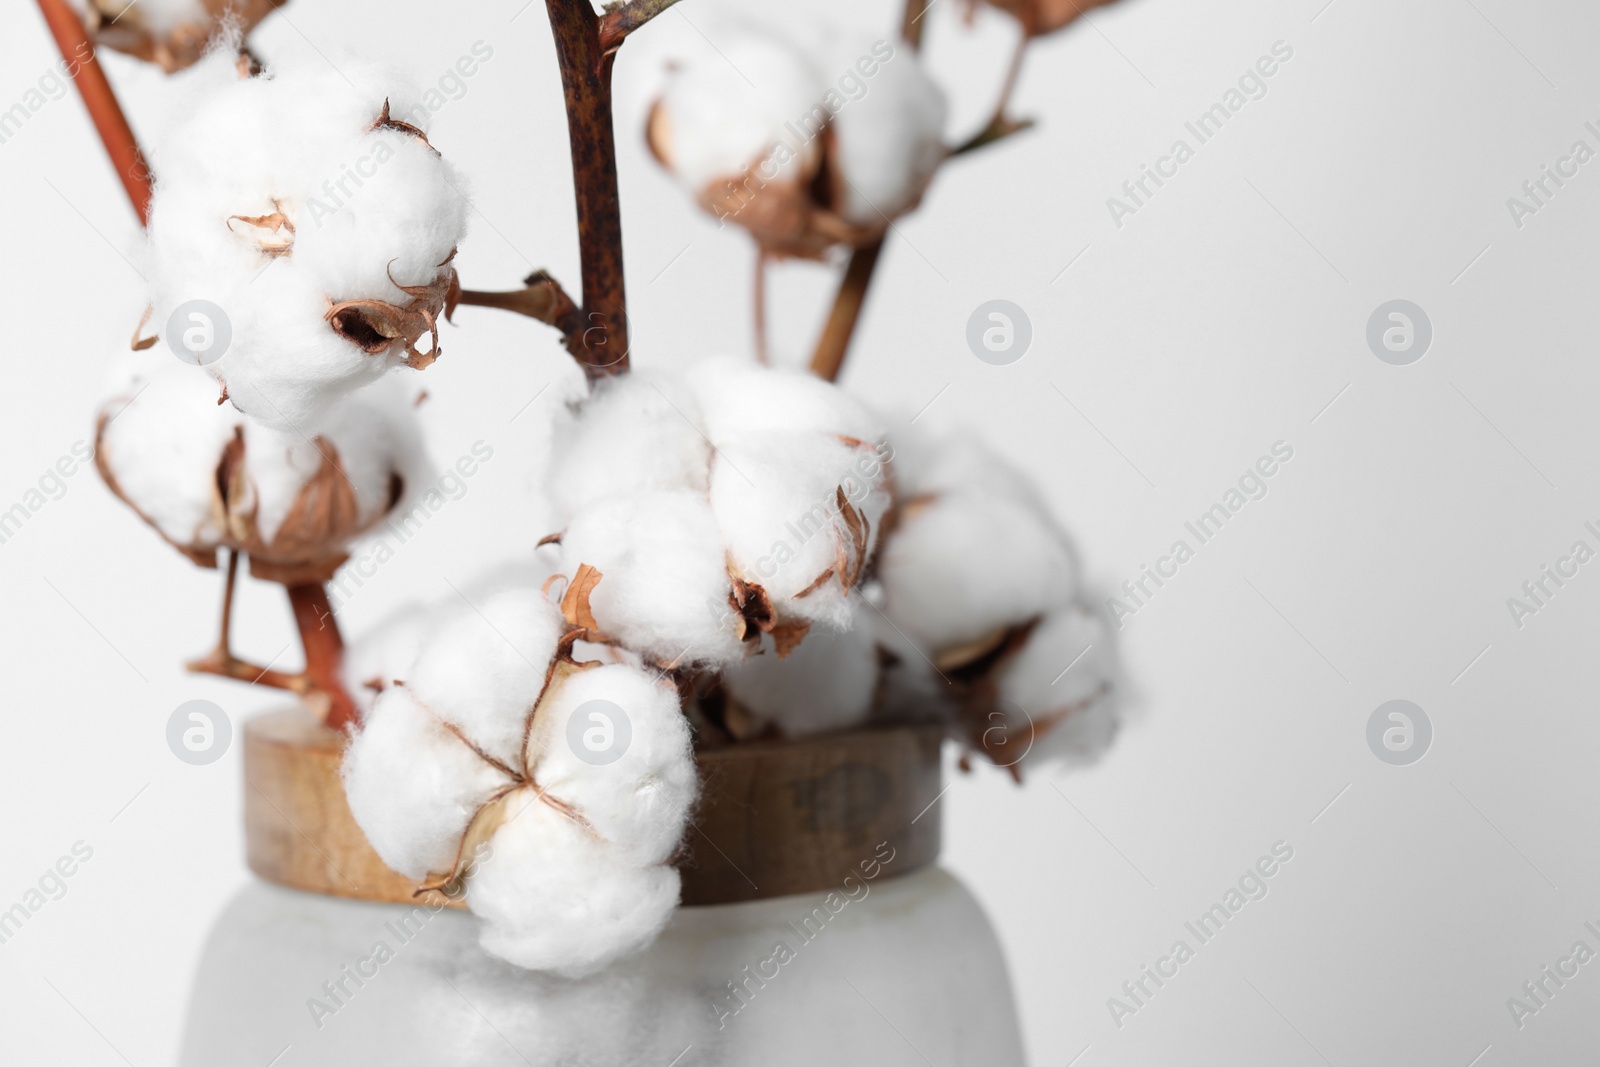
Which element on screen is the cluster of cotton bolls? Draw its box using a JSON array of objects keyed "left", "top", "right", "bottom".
[
  {"left": 714, "top": 418, "right": 1118, "bottom": 771},
  {"left": 140, "top": 48, "right": 468, "bottom": 431},
  {"left": 94, "top": 356, "right": 428, "bottom": 583},
  {"left": 646, "top": 25, "right": 948, "bottom": 257},
  {"left": 341, "top": 576, "right": 698, "bottom": 976},
  {"left": 72, "top": 0, "right": 285, "bottom": 73},
  {"left": 541, "top": 357, "right": 895, "bottom": 673}
]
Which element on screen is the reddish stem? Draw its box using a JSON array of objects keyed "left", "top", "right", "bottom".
[
  {"left": 34, "top": 0, "right": 151, "bottom": 223},
  {"left": 286, "top": 583, "right": 358, "bottom": 732},
  {"left": 544, "top": 0, "right": 630, "bottom": 380}
]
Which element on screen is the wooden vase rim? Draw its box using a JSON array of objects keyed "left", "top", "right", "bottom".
[{"left": 243, "top": 707, "right": 943, "bottom": 911}]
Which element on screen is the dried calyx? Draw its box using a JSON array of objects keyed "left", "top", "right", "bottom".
[{"left": 326, "top": 258, "right": 458, "bottom": 371}]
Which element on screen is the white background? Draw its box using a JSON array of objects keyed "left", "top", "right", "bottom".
[{"left": 2, "top": 0, "right": 1599, "bottom": 1063}]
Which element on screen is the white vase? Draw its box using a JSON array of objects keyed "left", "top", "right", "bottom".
[{"left": 178, "top": 865, "right": 1026, "bottom": 1066}]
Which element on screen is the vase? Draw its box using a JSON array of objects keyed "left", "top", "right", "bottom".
[{"left": 176, "top": 708, "right": 1028, "bottom": 1066}]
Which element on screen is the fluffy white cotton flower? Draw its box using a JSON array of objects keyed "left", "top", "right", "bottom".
[
  {"left": 143, "top": 50, "right": 468, "bottom": 431},
  {"left": 94, "top": 360, "right": 428, "bottom": 583},
  {"left": 999, "top": 604, "right": 1118, "bottom": 766},
  {"left": 710, "top": 432, "right": 890, "bottom": 630},
  {"left": 646, "top": 28, "right": 947, "bottom": 257},
  {"left": 722, "top": 596, "right": 880, "bottom": 736},
  {"left": 556, "top": 491, "right": 746, "bottom": 668},
  {"left": 820, "top": 35, "right": 949, "bottom": 226},
  {"left": 526, "top": 665, "right": 698, "bottom": 867},
  {"left": 341, "top": 576, "right": 696, "bottom": 976},
  {"left": 546, "top": 359, "right": 892, "bottom": 667},
  {"left": 875, "top": 425, "right": 1077, "bottom": 657},
  {"left": 545, "top": 371, "right": 710, "bottom": 522},
  {"left": 406, "top": 585, "right": 569, "bottom": 768},
  {"left": 646, "top": 29, "right": 823, "bottom": 194},
  {"left": 469, "top": 794, "right": 682, "bottom": 978},
  {"left": 342, "top": 685, "right": 515, "bottom": 880}
]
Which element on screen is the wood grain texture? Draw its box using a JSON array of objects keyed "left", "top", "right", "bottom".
[{"left": 243, "top": 708, "right": 943, "bottom": 909}]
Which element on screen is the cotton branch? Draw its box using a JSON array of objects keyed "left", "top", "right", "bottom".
[
  {"left": 35, "top": 0, "right": 152, "bottom": 223},
  {"left": 544, "top": 0, "right": 634, "bottom": 380},
  {"left": 451, "top": 269, "right": 587, "bottom": 345},
  {"left": 598, "top": 0, "right": 685, "bottom": 54}
]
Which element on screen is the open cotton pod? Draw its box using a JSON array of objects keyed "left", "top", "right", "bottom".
[
  {"left": 71, "top": 0, "right": 285, "bottom": 72},
  {"left": 973, "top": 0, "right": 1122, "bottom": 36},
  {"left": 647, "top": 28, "right": 948, "bottom": 258},
  {"left": 141, "top": 50, "right": 468, "bottom": 431},
  {"left": 543, "top": 358, "right": 893, "bottom": 670},
  {"left": 872, "top": 423, "right": 1118, "bottom": 773},
  {"left": 93, "top": 363, "right": 427, "bottom": 584},
  {"left": 341, "top": 578, "right": 698, "bottom": 976}
]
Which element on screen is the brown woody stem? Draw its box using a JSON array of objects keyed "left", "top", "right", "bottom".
[
  {"left": 35, "top": 0, "right": 152, "bottom": 223},
  {"left": 545, "top": 0, "right": 631, "bottom": 380},
  {"left": 809, "top": 240, "right": 883, "bottom": 382},
  {"left": 286, "top": 583, "right": 359, "bottom": 732}
]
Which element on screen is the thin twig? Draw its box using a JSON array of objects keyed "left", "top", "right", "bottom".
[
  {"left": 598, "top": 0, "right": 686, "bottom": 54},
  {"left": 752, "top": 249, "right": 770, "bottom": 365},
  {"left": 34, "top": 0, "right": 152, "bottom": 223},
  {"left": 451, "top": 270, "right": 586, "bottom": 343}
]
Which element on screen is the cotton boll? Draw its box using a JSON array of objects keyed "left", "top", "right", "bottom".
[
  {"left": 94, "top": 362, "right": 420, "bottom": 582},
  {"left": 710, "top": 432, "right": 891, "bottom": 628},
  {"left": 647, "top": 28, "right": 947, "bottom": 255},
  {"left": 545, "top": 372, "right": 711, "bottom": 521},
  {"left": 888, "top": 419, "right": 1043, "bottom": 507},
  {"left": 557, "top": 491, "right": 746, "bottom": 667},
  {"left": 723, "top": 597, "right": 879, "bottom": 735},
  {"left": 997, "top": 605, "right": 1118, "bottom": 764},
  {"left": 685, "top": 356, "right": 886, "bottom": 444},
  {"left": 876, "top": 489, "right": 1078, "bottom": 655},
  {"left": 406, "top": 586, "right": 569, "bottom": 768},
  {"left": 470, "top": 794, "right": 681, "bottom": 978},
  {"left": 94, "top": 364, "right": 242, "bottom": 563},
  {"left": 526, "top": 665, "right": 695, "bottom": 867},
  {"left": 825, "top": 39, "right": 948, "bottom": 226},
  {"left": 144, "top": 52, "right": 467, "bottom": 431},
  {"left": 647, "top": 30, "right": 824, "bottom": 194},
  {"left": 342, "top": 686, "right": 516, "bottom": 880}
]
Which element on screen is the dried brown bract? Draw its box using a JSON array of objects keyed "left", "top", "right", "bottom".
[
  {"left": 326, "top": 260, "right": 458, "bottom": 370},
  {"left": 81, "top": 0, "right": 287, "bottom": 73}
]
